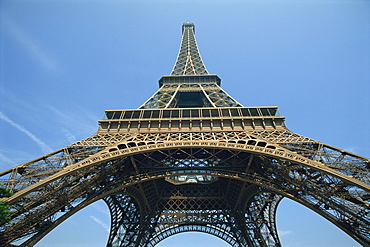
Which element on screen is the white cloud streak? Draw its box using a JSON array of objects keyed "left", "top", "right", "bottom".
[
  {"left": 48, "top": 106, "right": 98, "bottom": 137},
  {"left": 2, "top": 14, "right": 59, "bottom": 72},
  {"left": 61, "top": 128, "right": 77, "bottom": 144},
  {"left": 0, "top": 112, "right": 53, "bottom": 154},
  {"left": 278, "top": 230, "right": 293, "bottom": 236},
  {"left": 0, "top": 153, "right": 18, "bottom": 166},
  {"left": 92, "top": 203, "right": 110, "bottom": 216},
  {"left": 89, "top": 215, "right": 110, "bottom": 233}
]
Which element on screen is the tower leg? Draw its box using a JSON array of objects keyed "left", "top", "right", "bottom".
[
  {"left": 243, "top": 188, "right": 283, "bottom": 247},
  {"left": 104, "top": 194, "right": 141, "bottom": 247}
]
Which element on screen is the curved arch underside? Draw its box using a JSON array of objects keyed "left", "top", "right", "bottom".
[
  {"left": 0, "top": 132, "right": 369, "bottom": 246},
  {"left": 104, "top": 184, "right": 282, "bottom": 247}
]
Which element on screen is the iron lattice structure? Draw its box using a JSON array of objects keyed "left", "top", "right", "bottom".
[{"left": 0, "top": 23, "right": 369, "bottom": 247}]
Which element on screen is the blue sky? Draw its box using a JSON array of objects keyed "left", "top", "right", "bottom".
[{"left": 0, "top": 0, "right": 369, "bottom": 246}]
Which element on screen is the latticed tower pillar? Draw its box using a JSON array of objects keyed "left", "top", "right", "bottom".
[{"left": 0, "top": 23, "right": 369, "bottom": 247}]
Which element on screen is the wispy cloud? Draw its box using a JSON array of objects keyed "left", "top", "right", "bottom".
[
  {"left": 61, "top": 128, "right": 77, "bottom": 144},
  {"left": 343, "top": 146, "right": 357, "bottom": 154},
  {"left": 2, "top": 13, "right": 59, "bottom": 72},
  {"left": 278, "top": 230, "right": 293, "bottom": 236},
  {"left": 48, "top": 106, "right": 98, "bottom": 138},
  {"left": 92, "top": 202, "right": 110, "bottom": 216},
  {"left": 0, "top": 153, "right": 18, "bottom": 166},
  {"left": 0, "top": 112, "right": 53, "bottom": 154},
  {"left": 89, "top": 215, "right": 110, "bottom": 232},
  {"left": 0, "top": 148, "right": 38, "bottom": 170}
]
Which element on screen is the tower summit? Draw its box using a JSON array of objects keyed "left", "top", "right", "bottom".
[
  {"left": 171, "top": 23, "right": 209, "bottom": 75},
  {"left": 142, "top": 23, "right": 241, "bottom": 108},
  {"left": 0, "top": 23, "right": 369, "bottom": 247}
]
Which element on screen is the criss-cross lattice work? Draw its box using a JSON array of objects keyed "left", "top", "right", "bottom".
[
  {"left": 171, "top": 23, "right": 208, "bottom": 75},
  {"left": 140, "top": 83, "right": 242, "bottom": 109},
  {"left": 0, "top": 23, "right": 369, "bottom": 247}
]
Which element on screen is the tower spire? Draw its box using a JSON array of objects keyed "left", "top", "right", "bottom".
[
  {"left": 140, "top": 23, "right": 242, "bottom": 109},
  {"left": 170, "top": 23, "right": 209, "bottom": 75}
]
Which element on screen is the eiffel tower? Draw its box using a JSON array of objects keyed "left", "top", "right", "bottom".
[{"left": 0, "top": 23, "right": 369, "bottom": 247}]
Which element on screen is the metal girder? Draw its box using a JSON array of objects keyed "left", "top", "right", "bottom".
[
  {"left": 1, "top": 138, "right": 369, "bottom": 246},
  {"left": 139, "top": 83, "right": 242, "bottom": 109},
  {"left": 103, "top": 180, "right": 282, "bottom": 247},
  {"left": 171, "top": 23, "right": 208, "bottom": 76},
  {"left": 1, "top": 130, "right": 369, "bottom": 246},
  {"left": 105, "top": 194, "right": 141, "bottom": 247}
]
